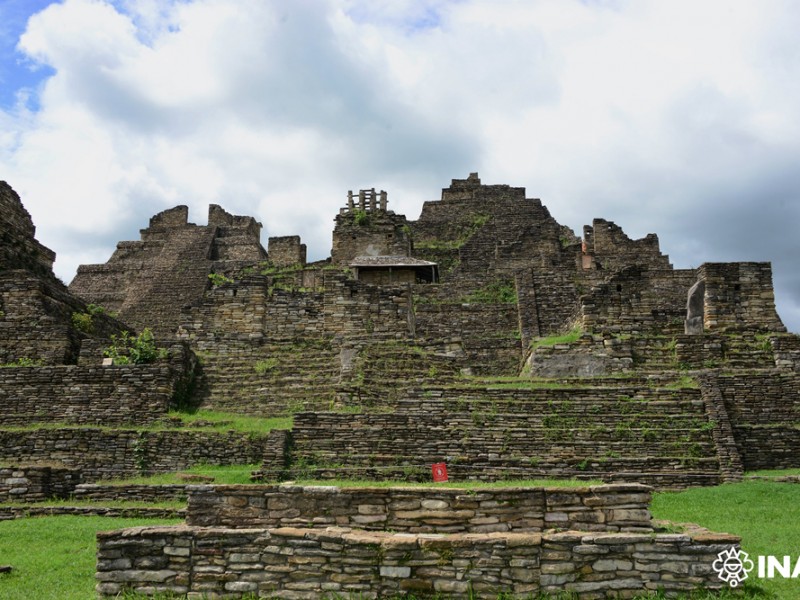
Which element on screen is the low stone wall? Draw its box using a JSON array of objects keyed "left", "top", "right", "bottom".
[
  {"left": 0, "top": 342, "right": 194, "bottom": 426},
  {"left": 186, "top": 484, "right": 652, "bottom": 534},
  {"left": 0, "top": 464, "right": 81, "bottom": 502},
  {"left": 746, "top": 475, "right": 800, "bottom": 483},
  {"left": 72, "top": 484, "right": 192, "bottom": 503},
  {"left": 0, "top": 364, "right": 173, "bottom": 426},
  {"left": 0, "top": 505, "right": 184, "bottom": 521},
  {"left": 96, "top": 524, "right": 736, "bottom": 599},
  {"left": 0, "top": 429, "right": 268, "bottom": 482}
]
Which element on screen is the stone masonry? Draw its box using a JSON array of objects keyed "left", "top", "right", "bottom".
[{"left": 97, "top": 483, "right": 739, "bottom": 599}]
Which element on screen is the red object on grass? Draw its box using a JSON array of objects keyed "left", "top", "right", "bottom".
[{"left": 432, "top": 463, "right": 448, "bottom": 482}]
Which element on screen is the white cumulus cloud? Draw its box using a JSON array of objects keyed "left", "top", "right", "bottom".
[{"left": 1, "top": 0, "right": 800, "bottom": 330}]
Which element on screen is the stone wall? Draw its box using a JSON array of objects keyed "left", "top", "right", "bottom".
[
  {"left": 179, "top": 277, "right": 272, "bottom": 342},
  {"left": 180, "top": 274, "right": 328, "bottom": 343},
  {"left": 0, "top": 272, "right": 131, "bottom": 365},
  {"left": 96, "top": 524, "right": 735, "bottom": 599},
  {"left": 267, "top": 236, "right": 306, "bottom": 267},
  {"left": 579, "top": 268, "right": 696, "bottom": 335},
  {"left": 699, "top": 262, "right": 785, "bottom": 333},
  {"left": 528, "top": 270, "right": 582, "bottom": 337},
  {"left": 180, "top": 272, "right": 411, "bottom": 344},
  {"left": 322, "top": 274, "right": 413, "bottom": 339},
  {"left": 72, "top": 483, "right": 191, "bottom": 503},
  {"left": 0, "top": 181, "right": 56, "bottom": 279},
  {"left": 288, "top": 386, "right": 722, "bottom": 488},
  {"left": 0, "top": 464, "right": 81, "bottom": 502},
  {"left": 188, "top": 339, "right": 340, "bottom": 415},
  {"left": 331, "top": 193, "right": 411, "bottom": 265},
  {"left": 717, "top": 371, "right": 800, "bottom": 470},
  {"left": 0, "top": 274, "right": 80, "bottom": 365},
  {"left": 0, "top": 182, "right": 130, "bottom": 366},
  {"left": 413, "top": 300, "right": 521, "bottom": 374},
  {"left": 0, "top": 428, "right": 269, "bottom": 482},
  {"left": 0, "top": 357, "right": 189, "bottom": 426},
  {"left": 0, "top": 505, "right": 183, "bottom": 521},
  {"left": 186, "top": 483, "right": 653, "bottom": 534},
  {"left": 582, "top": 219, "right": 672, "bottom": 272},
  {"left": 69, "top": 204, "right": 267, "bottom": 337}
]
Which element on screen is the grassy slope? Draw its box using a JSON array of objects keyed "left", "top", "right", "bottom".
[{"left": 0, "top": 516, "right": 181, "bottom": 600}]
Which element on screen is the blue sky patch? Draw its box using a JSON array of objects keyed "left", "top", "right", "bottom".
[{"left": 0, "top": 0, "right": 59, "bottom": 110}]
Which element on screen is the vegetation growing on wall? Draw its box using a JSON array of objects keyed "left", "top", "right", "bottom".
[
  {"left": 103, "top": 329, "right": 167, "bottom": 365},
  {"left": 462, "top": 279, "right": 517, "bottom": 304}
]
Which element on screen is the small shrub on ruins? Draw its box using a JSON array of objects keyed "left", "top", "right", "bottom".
[
  {"left": 254, "top": 358, "right": 278, "bottom": 374},
  {"left": 207, "top": 272, "right": 234, "bottom": 287},
  {"left": 70, "top": 311, "right": 93, "bottom": 334},
  {"left": 459, "top": 213, "right": 490, "bottom": 242},
  {"left": 85, "top": 303, "right": 106, "bottom": 316},
  {"left": 754, "top": 332, "right": 773, "bottom": 352},
  {"left": 352, "top": 208, "right": 370, "bottom": 226},
  {"left": 103, "top": 328, "right": 167, "bottom": 365}
]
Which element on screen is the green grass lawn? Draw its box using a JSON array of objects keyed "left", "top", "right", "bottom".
[
  {"left": 0, "top": 516, "right": 181, "bottom": 600},
  {"left": 651, "top": 480, "right": 800, "bottom": 599},
  {"left": 745, "top": 467, "right": 800, "bottom": 477},
  {"left": 167, "top": 410, "right": 292, "bottom": 433}
]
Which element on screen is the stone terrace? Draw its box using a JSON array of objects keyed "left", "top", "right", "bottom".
[
  {"left": 286, "top": 382, "right": 722, "bottom": 488},
  {"left": 97, "top": 483, "right": 739, "bottom": 599}
]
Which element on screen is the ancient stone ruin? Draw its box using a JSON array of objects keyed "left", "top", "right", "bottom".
[{"left": 1, "top": 173, "right": 798, "bottom": 597}]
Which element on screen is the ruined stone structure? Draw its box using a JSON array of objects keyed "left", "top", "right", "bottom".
[
  {"left": 331, "top": 188, "right": 411, "bottom": 265},
  {"left": 96, "top": 483, "right": 739, "bottom": 599},
  {"left": 0, "top": 181, "right": 130, "bottom": 366},
  {"left": 0, "top": 174, "right": 796, "bottom": 598},
  {"left": 69, "top": 204, "right": 267, "bottom": 337},
  {"left": 4, "top": 174, "right": 797, "bottom": 487},
  {"left": 0, "top": 184, "right": 272, "bottom": 481}
]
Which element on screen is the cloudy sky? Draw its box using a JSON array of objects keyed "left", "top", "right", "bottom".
[{"left": 1, "top": 0, "right": 799, "bottom": 331}]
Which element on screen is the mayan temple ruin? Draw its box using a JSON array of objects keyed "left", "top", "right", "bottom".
[{"left": 1, "top": 173, "right": 798, "bottom": 597}]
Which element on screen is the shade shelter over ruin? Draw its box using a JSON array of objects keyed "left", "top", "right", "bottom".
[{"left": 350, "top": 255, "right": 439, "bottom": 285}]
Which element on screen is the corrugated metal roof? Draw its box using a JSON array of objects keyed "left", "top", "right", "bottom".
[{"left": 349, "top": 255, "right": 438, "bottom": 268}]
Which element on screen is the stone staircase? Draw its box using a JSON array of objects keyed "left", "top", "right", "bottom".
[
  {"left": 195, "top": 338, "right": 340, "bottom": 416},
  {"left": 119, "top": 227, "right": 217, "bottom": 337},
  {"left": 288, "top": 380, "right": 722, "bottom": 488}
]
